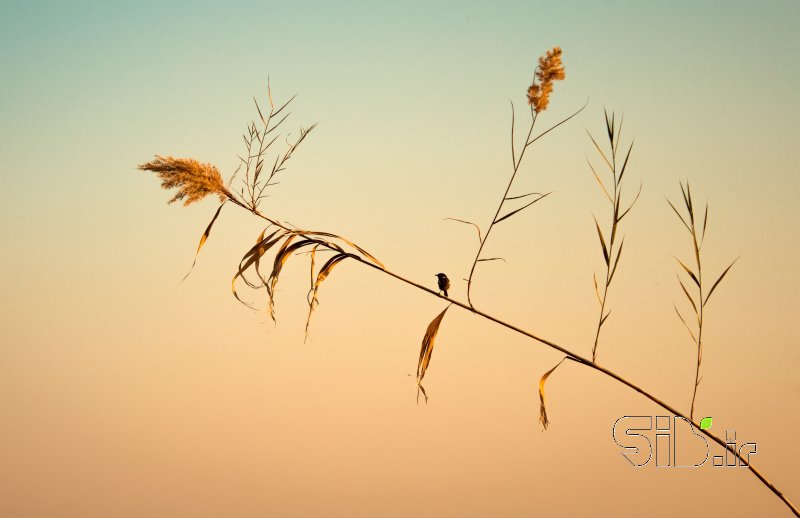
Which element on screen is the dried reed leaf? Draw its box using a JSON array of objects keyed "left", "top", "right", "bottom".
[
  {"left": 231, "top": 230, "right": 285, "bottom": 308},
  {"left": 309, "top": 245, "right": 319, "bottom": 292},
  {"left": 588, "top": 159, "right": 613, "bottom": 204},
  {"left": 702, "top": 202, "right": 709, "bottom": 243},
  {"left": 251, "top": 228, "right": 271, "bottom": 288},
  {"left": 600, "top": 311, "right": 611, "bottom": 327},
  {"left": 505, "top": 192, "right": 545, "bottom": 201},
  {"left": 677, "top": 275, "right": 699, "bottom": 316},
  {"left": 594, "top": 216, "right": 609, "bottom": 265},
  {"left": 301, "top": 230, "right": 384, "bottom": 269},
  {"left": 618, "top": 181, "right": 642, "bottom": 221},
  {"left": 604, "top": 108, "right": 614, "bottom": 145},
  {"left": 586, "top": 131, "right": 613, "bottom": 172},
  {"left": 667, "top": 198, "right": 691, "bottom": 233},
  {"left": 445, "top": 217, "right": 482, "bottom": 243},
  {"left": 305, "top": 251, "right": 354, "bottom": 340},
  {"left": 539, "top": 357, "right": 566, "bottom": 430},
  {"left": 608, "top": 237, "right": 624, "bottom": 284},
  {"left": 182, "top": 202, "right": 225, "bottom": 281},
  {"left": 267, "top": 237, "right": 319, "bottom": 321},
  {"left": 610, "top": 200, "right": 619, "bottom": 247},
  {"left": 416, "top": 383, "right": 429, "bottom": 405},
  {"left": 617, "top": 140, "right": 634, "bottom": 184},
  {"left": 704, "top": 258, "right": 738, "bottom": 307},
  {"left": 416, "top": 306, "right": 450, "bottom": 382},
  {"left": 494, "top": 192, "right": 552, "bottom": 224},
  {"left": 676, "top": 257, "right": 700, "bottom": 287},
  {"left": 674, "top": 305, "right": 698, "bottom": 344},
  {"left": 593, "top": 272, "right": 602, "bottom": 305},
  {"left": 614, "top": 114, "right": 625, "bottom": 156},
  {"left": 240, "top": 229, "right": 283, "bottom": 290},
  {"left": 477, "top": 257, "right": 506, "bottom": 262}
]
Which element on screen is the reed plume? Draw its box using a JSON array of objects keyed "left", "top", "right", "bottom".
[
  {"left": 527, "top": 46, "right": 565, "bottom": 113},
  {"left": 138, "top": 155, "right": 229, "bottom": 206}
]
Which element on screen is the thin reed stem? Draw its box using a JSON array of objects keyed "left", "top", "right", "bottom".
[
  {"left": 466, "top": 105, "right": 537, "bottom": 308},
  {"left": 222, "top": 188, "right": 797, "bottom": 517},
  {"left": 464, "top": 102, "right": 586, "bottom": 309}
]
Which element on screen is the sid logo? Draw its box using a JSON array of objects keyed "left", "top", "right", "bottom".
[{"left": 612, "top": 416, "right": 757, "bottom": 468}]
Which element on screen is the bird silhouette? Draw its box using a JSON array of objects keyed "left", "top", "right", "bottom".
[{"left": 435, "top": 273, "right": 450, "bottom": 297}]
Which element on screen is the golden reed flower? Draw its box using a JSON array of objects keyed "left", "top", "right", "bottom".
[
  {"left": 527, "top": 46, "right": 566, "bottom": 113},
  {"left": 138, "top": 155, "right": 228, "bottom": 206}
]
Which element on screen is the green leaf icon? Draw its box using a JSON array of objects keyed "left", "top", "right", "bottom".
[{"left": 700, "top": 417, "right": 713, "bottom": 430}]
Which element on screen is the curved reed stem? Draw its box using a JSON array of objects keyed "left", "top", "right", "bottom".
[{"left": 227, "top": 192, "right": 797, "bottom": 517}]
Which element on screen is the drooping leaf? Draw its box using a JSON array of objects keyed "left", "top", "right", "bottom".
[
  {"left": 539, "top": 358, "right": 566, "bottom": 430},
  {"left": 231, "top": 230, "right": 285, "bottom": 308},
  {"left": 266, "top": 237, "right": 318, "bottom": 321},
  {"left": 416, "top": 306, "right": 450, "bottom": 382},
  {"left": 301, "top": 230, "right": 384, "bottom": 269},
  {"left": 182, "top": 202, "right": 225, "bottom": 281},
  {"left": 305, "top": 252, "right": 355, "bottom": 340},
  {"left": 444, "top": 217, "right": 482, "bottom": 243}
]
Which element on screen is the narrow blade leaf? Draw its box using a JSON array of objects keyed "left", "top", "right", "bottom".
[
  {"left": 594, "top": 216, "right": 609, "bottom": 265},
  {"left": 539, "top": 358, "right": 566, "bottom": 430},
  {"left": 704, "top": 258, "right": 739, "bottom": 307},
  {"left": 674, "top": 305, "right": 698, "bottom": 344},
  {"left": 609, "top": 237, "right": 625, "bottom": 284},
  {"left": 444, "top": 217, "right": 482, "bottom": 243},
  {"left": 182, "top": 202, "right": 225, "bottom": 281},
  {"left": 667, "top": 198, "right": 691, "bottom": 233},
  {"left": 675, "top": 257, "right": 700, "bottom": 287},
  {"left": 416, "top": 306, "right": 450, "bottom": 382},
  {"left": 494, "top": 192, "right": 552, "bottom": 224}
]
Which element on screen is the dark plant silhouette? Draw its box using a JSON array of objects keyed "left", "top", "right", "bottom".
[{"left": 137, "top": 51, "right": 798, "bottom": 516}]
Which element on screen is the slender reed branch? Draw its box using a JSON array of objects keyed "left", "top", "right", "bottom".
[
  {"left": 214, "top": 188, "right": 795, "bottom": 516},
  {"left": 464, "top": 102, "right": 585, "bottom": 309},
  {"left": 465, "top": 104, "right": 536, "bottom": 308},
  {"left": 588, "top": 111, "right": 639, "bottom": 362},
  {"left": 670, "top": 183, "right": 736, "bottom": 421}
]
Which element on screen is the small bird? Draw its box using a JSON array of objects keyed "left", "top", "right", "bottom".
[{"left": 435, "top": 273, "right": 450, "bottom": 297}]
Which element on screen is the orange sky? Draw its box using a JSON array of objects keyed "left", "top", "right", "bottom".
[{"left": 1, "top": 1, "right": 799, "bottom": 516}]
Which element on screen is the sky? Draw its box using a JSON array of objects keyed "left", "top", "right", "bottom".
[{"left": 1, "top": 1, "right": 799, "bottom": 516}]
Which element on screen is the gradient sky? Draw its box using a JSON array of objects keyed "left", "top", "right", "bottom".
[{"left": 1, "top": 1, "right": 799, "bottom": 517}]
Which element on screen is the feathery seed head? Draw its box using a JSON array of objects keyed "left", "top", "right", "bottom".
[
  {"left": 138, "top": 155, "right": 229, "bottom": 206},
  {"left": 527, "top": 46, "right": 566, "bottom": 113}
]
